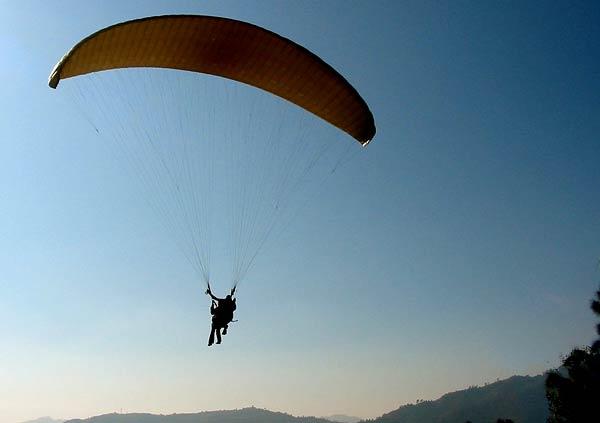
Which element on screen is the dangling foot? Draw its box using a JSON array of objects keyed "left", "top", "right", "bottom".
[{"left": 222, "top": 326, "right": 228, "bottom": 335}]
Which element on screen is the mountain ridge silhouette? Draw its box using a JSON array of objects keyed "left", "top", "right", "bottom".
[
  {"left": 31, "top": 374, "right": 548, "bottom": 423},
  {"left": 369, "top": 374, "right": 547, "bottom": 423}
]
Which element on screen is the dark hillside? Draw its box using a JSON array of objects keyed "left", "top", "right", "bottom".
[{"left": 371, "top": 375, "right": 547, "bottom": 423}]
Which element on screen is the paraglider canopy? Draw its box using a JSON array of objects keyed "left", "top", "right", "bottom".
[
  {"left": 48, "top": 15, "right": 376, "bottom": 145},
  {"left": 49, "top": 14, "right": 376, "bottom": 290}
]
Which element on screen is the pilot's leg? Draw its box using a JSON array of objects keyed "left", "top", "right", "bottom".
[{"left": 208, "top": 325, "right": 216, "bottom": 346}]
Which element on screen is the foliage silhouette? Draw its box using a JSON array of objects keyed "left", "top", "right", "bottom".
[{"left": 545, "top": 289, "right": 600, "bottom": 422}]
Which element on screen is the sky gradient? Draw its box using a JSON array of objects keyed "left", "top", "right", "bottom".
[{"left": 1, "top": 1, "right": 599, "bottom": 422}]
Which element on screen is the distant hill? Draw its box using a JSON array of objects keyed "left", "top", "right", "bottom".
[
  {"left": 66, "top": 408, "right": 332, "bottom": 423},
  {"left": 322, "top": 415, "right": 361, "bottom": 423},
  {"left": 370, "top": 375, "right": 547, "bottom": 423},
  {"left": 20, "top": 417, "right": 65, "bottom": 423}
]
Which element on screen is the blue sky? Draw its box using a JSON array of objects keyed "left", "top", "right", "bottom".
[{"left": 1, "top": 1, "right": 599, "bottom": 422}]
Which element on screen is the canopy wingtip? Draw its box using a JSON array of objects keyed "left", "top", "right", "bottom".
[{"left": 48, "top": 70, "right": 60, "bottom": 88}]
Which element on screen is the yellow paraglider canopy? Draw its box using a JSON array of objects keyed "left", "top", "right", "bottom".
[{"left": 49, "top": 15, "right": 376, "bottom": 145}]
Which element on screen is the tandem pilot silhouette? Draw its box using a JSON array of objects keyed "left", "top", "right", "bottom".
[{"left": 206, "top": 285, "right": 237, "bottom": 346}]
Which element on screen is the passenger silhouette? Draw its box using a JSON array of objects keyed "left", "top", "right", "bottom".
[{"left": 206, "top": 286, "right": 236, "bottom": 346}]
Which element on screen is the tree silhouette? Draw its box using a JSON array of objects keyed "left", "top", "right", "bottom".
[{"left": 545, "top": 289, "right": 600, "bottom": 422}]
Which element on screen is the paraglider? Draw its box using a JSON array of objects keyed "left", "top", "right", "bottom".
[
  {"left": 49, "top": 15, "right": 375, "bottom": 344},
  {"left": 206, "top": 285, "right": 237, "bottom": 346}
]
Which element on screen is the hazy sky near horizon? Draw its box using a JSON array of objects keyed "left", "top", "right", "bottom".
[{"left": 1, "top": 1, "right": 600, "bottom": 422}]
